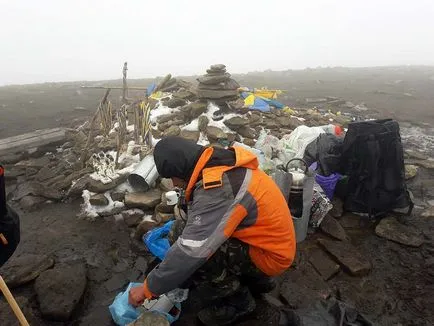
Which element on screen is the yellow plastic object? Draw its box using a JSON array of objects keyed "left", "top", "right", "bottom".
[
  {"left": 244, "top": 94, "right": 256, "bottom": 106},
  {"left": 149, "top": 91, "right": 164, "bottom": 100},
  {"left": 253, "top": 89, "right": 282, "bottom": 99},
  {"left": 282, "top": 107, "right": 295, "bottom": 115}
]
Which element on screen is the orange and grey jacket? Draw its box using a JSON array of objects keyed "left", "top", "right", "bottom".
[{"left": 144, "top": 144, "right": 296, "bottom": 298}]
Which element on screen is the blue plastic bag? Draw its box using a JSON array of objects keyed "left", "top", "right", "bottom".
[
  {"left": 109, "top": 282, "right": 142, "bottom": 325},
  {"left": 143, "top": 220, "right": 174, "bottom": 260}
]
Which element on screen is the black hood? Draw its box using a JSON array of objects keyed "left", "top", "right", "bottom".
[{"left": 154, "top": 137, "right": 205, "bottom": 181}]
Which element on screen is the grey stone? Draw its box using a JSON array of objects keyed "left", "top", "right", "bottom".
[
  {"left": 35, "top": 166, "right": 58, "bottom": 182},
  {"left": 277, "top": 116, "right": 302, "bottom": 129},
  {"left": 35, "top": 263, "right": 87, "bottom": 321},
  {"left": 104, "top": 273, "right": 128, "bottom": 292},
  {"left": 237, "top": 126, "right": 258, "bottom": 139},
  {"left": 127, "top": 312, "right": 170, "bottom": 326},
  {"left": 309, "top": 249, "right": 340, "bottom": 281},
  {"left": 135, "top": 256, "right": 149, "bottom": 273},
  {"left": 405, "top": 159, "right": 434, "bottom": 170},
  {"left": 318, "top": 239, "right": 371, "bottom": 276},
  {"left": 156, "top": 112, "right": 184, "bottom": 124},
  {"left": 405, "top": 164, "right": 418, "bottom": 180},
  {"left": 1, "top": 254, "right": 55, "bottom": 288},
  {"left": 243, "top": 138, "right": 256, "bottom": 147},
  {"left": 198, "top": 115, "right": 209, "bottom": 132},
  {"left": 180, "top": 130, "right": 200, "bottom": 143},
  {"left": 339, "top": 213, "right": 362, "bottom": 229},
  {"left": 122, "top": 209, "right": 145, "bottom": 227},
  {"left": 422, "top": 206, "right": 434, "bottom": 218},
  {"left": 375, "top": 216, "right": 424, "bottom": 247},
  {"left": 151, "top": 128, "right": 163, "bottom": 139},
  {"left": 19, "top": 195, "right": 46, "bottom": 211},
  {"left": 159, "top": 178, "right": 174, "bottom": 192},
  {"left": 125, "top": 189, "right": 162, "bottom": 209},
  {"left": 113, "top": 261, "right": 129, "bottom": 273},
  {"left": 320, "top": 215, "right": 348, "bottom": 241},
  {"left": 162, "top": 125, "right": 181, "bottom": 137},
  {"left": 111, "top": 191, "right": 125, "bottom": 202},
  {"left": 210, "top": 64, "right": 226, "bottom": 71},
  {"left": 223, "top": 117, "right": 249, "bottom": 130},
  {"left": 264, "top": 120, "right": 279, "bottom": 130},
  {"left": 173, "top": 90, "right": 196, "bottom": 101},
  {"left": 12, "top": 181, "right": 62, "bottom": 201},
  {"left": 188, "top": 102, "right": 208, "bottom": 119},
  {"left": 197, "top": 89, "right": 238, "bottom": 99},
  {"left": 197, "top": 73, "right": 231, "bottom": 85},
  {"left": 330, "top": 198, "right": 344, "bottom": 218},
  {"left": 206, "top": 126, "right": 227, "bottom": 142},
  {"left": 87, "top": 175, "right": 128, "bottom": 194},
  {"left": 89, "top": 193, "right": 109, "bottom": 206},
  {"left": 167, "top": 97, "right": 187, "bottom": 108},
  {"left": 154, "top": 211, "right": 174, "bottom": 224}
]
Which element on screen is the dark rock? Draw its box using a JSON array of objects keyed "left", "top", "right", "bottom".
[
  {"left": 223, "top": 117, "right": 249, "bottom": 130},
  {"left": 155, "top": 202, "right": 175, "bottom": 214},
  {"left": 180, "top": 130, "right": 200, "bottom": 143},
  {"left": 309, "top": 249, "right": 340, "bottom": 280},
  {"left": 173, "top": 90, "right": 196, "bottom": 101},
  {"left": 128, "top": 312, "right": 170, "bottom": 326},
  {"left": 197, "top": 73, "right": 231, "bottom": 85},
  {"left": 198, "top": 115, "right": 209, "bottom": 132},
  {"left": 122, "top": 209, "right": 145, "bottom": 227},
  {"left": 318, "top": 239, "right": 371, "bottom": 276},
  {"left": 151, "top": 128, "right": 163, "bottom": 139},
  {"left": 339, "top": 213, "right": 362, "bottom": 229},
  {"left": 330, "top": 198, "right": 344, "bottom": 218},
  {"left": 237, "top": 126, "right": 258, "bottom": 139},
  {"left": 154, "top": 211, "right": 174, "bottom": 224},
  {"left": 104, "top": 273, "right": 127, "bottom": 292},
  {"left": 206, "top": 126, "right": 227, "bottom": 142},
  {"left": 264, "top": 120, "right": 280, "bottom": 130},
  {"left": 156, "top": 113, "right": 183, "bottom": 124},
  {"left": 187, "top": 102, "right": 208, "bottom": 119},
  {"left": 422, "top": 206, "right": 434, "bottom": 218},
  {"left": 277, "top": 116, "right": 302, "bottom": 129},
  {"left": 4, "top": 165, "right": 27, "bottom": 181},
  {"left": 125, "top": 189, "right": 162, "bottom": 209},
  {"left": 375, "top": 216, "right": 423, "bottom": 247},
  {"left": 243, "top": 138, "right": 256, "bottom": 147},
  {"left": 227, "top": 133, "right": 238, "bottom": 143},
  {"left": 405, "top": 158, "right": 434, "bottom": 170},
  {"left": 36, "top": 166, "right": 59, "bottom": 182},
  {"left": 197, "top": 89, "right": 238, "bottom": 99},
  {"left": 89, "top": 193, "right": 109, "bottom": 206},
  {"left": 135, "top": 256, "right": 149, "bottom": 273},
  {"left": 167, "top": 97, "right": 187, "bottom": 108},
  {"left": 113, "top": 261, "right": 129, "bottom": 273},
  {"left": 135, "top": 219, "right": 158, "bottom": 241},
  {"left": 12, "top": 181, "right": 62, "bottom": 201},
  {"left": 19, "top": 195, "right": 46, "bottom": 211},
  {"left": 35, "top": 263, "right": 87, "bottom": 321},
  {"left": 87, "top": 175, "right": 127, "bottom": 194},
  {"left": 159, "top": 178, "right": 174, "bottom": 192},
  {"left": 248, "top": 114, "right": 263, "bottom": 126},
  {"left": 1, "top": 254, "right": 55, "bottom": 288},
  {"left": 320, "top": 215, "right": 348, "bottom": 241},
  {"left": 1, "top": 152, "right": 25, "bottom": 165},
  {"left": 162, "top": 125, "right": 181, "bottom": 137},
  {"left": 111, "top": 191, "right": 125, "bottom": 202}
]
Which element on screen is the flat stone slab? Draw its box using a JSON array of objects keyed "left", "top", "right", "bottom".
[
  {"left": 35, "top": 263, "right": 87, "bottom": 321},
  {"left": 320, "top": 215, "right": 348, "bottom": 241},
  {"left": 318, "top": 239, "right": 371, "bottom": 276},
  {"left": 125, "top": 189, "right": 162, "bottom": 210},
  {"left": 375, "top": 216, "right": 424, "bottom": 247},
  {"left": 309, "top": 249, "right": 341, "bottom": 280}
]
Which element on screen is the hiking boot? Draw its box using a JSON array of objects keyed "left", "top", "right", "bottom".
[
  {"left": 242, "top": 275, "right": 277, "bottom": 295},
  {"left": 198, "top": 286, "right": 256, "bottom": 326},
  {"left": 193, "top": 276, "right": 241, "bottom": 302}
]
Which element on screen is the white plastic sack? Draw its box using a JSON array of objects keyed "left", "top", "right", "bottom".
[{"left": 282, "top": 126, "right": 325, "bottom": 159}]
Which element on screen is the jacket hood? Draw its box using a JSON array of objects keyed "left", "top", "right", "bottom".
[{"left": 153, "top": 136, "right": 205, "bottom": 181}]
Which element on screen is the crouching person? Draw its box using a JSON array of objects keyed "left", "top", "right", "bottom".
[{"left": 129, "top": 137, "right": 296, "bottom": 325}]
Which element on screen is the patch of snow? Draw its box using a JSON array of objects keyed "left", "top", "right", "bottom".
[
  {"left": 197, "top": 133, "right": 209, "bottom": 146},
  {"left": 204, "top": 103, "right": 243, "bottom": 133},
  {"left": 182, "top": 118, "right": 199, "bottom": 131},
  {"left": 150, "top": 102, "right": 179, "bottom": 122},
  {"left": 81, "top": 190, "right": 125, "bottom": 220}
]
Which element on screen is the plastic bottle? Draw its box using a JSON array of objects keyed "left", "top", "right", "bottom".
[{"left": 319, "top": 124, "right": 343, "bottom": 136}]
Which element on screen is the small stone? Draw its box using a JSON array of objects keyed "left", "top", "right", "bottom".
[
  {"left": 167, "top": 97, "right": 187, "bottom": 108},
  {"left": 422, "top": 206, "right": 434, "bottom": 218},
  {"left": 375, "top": 216, "right": 424, "bottom": 247},
  {"left": 19, "top": 195, "right": 46, "bottom": 211},
  {"left": 159, "top": 178, "right": 174, "bottom": 192},
  {"left": 309, "top": 249, "right": 340, "bottom": 280},
  {"left": 405, "top": 165, "right": 418, "bottom": 180},
  {"left": 35, "top": 263, "right": 87, "bottom": 321},
  {"left": 227, "top": 133, "right": 238, "bottom": 143},
  {"left": 198, "top": 115, "right": 209, "bottom": 132},
  {"left": 89, "top": 193, "right": 109, "bottom": 206},
  {"left": 210, "top": 64, "right": 226, "bottom": 71},
  {"left": 197, "top": 73, "right": 231, "bottom": 85},
  {"left": 276, "top": 116, "right": 302, "bottom": 129},
  {"left": 135, "top": 256, "right": 149, "bottom": 273},
  {"left": 104, "top": 273, "right": 128, "bottom": 292},
  {"left": 206, "top": 126, "right": 227, "bottom": 142},
  {"left": 122, "top": 209, "right": 145, "bottom": 227},
  {"left": 155, "top": 203, "right": 174, "bottom": 214},
  {"left": 111, "top": 191, "right": 125, "bottom": 202},
  {"left": 243, "top": 138, "right": 256, "bottom": 147},
  {"left": 223, "top": 117, "right": 249, "bottom": 130},
  {"left": 162, "top": 125, "right": 181, "bottom": 137},
  {"left": 127, "top": 312, "right": 170, "bottom": 326},
  {"left": 180, "top": 129, "right": 200, "bottom": 142},
  {"left": 1, "top": 254, "right": 55, "bottom": 288},
  {"left": 320, "top": 215, "right": 348, "bottom": 241},
  {"left": 151, "top": 128, "right": 163, "bottom": 139},
  {"left": 318, "top": 239, "right": 371, "bottom": 276},
  {"left": 125, "top": 189, "right": 162, "bottom": 209},
  {"left": 237, "top": 126, "right": 258, "bottom": 139},
  {"left": 135, "top": 219, "right": 158, "bottom": 241},
  {"left": 264, "top": 120, "right": 280, "bottom": 130}
]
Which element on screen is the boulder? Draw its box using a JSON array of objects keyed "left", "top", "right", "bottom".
[
  {"left": 198, "top": 115, "right": 209, "bottom": 132},
  {"left": 180, "top": 130, "right": 200, "bottom": 143},
  {"left": 125, "top": 189, "right": 162, "bottom": 209},
  {"left": 122, "top": 209, "right": 145, "bottom": 227},
  {"left": 329, "top": 198, "right": 344, "bottom": 218},
  {"left": 223, "top": 117, "right": 249, "bottom": 130},
  {"left": 237, "top": 126, "right": 258, "bottom": 139},
  {"left": 127, "top": 312, "right": 170, "bottom": 326},
  {"left": 375, "top": 216, "right": 423, "bottom": 247},
  {"left": 405, "top": 164, "right": 418, "bottom": 180},
  {"left": 89, "top": 193, "right": 109, "bottom": 206},
  {"left": 320, "top": 215, "right": 348, "bottom": 241},
  {"left": 19, "top": 195, "right": 46, "bottom": 211},
  {"left": 167, "top": 97, "right": 187, "bottom": 108},
  {"left": 1, "top": 254, "right": 55, "bottom": 288},
  {"left": 35, "top": 263, "right": 87, "bottom": 321},
  {"left": 162, "top": 125, "right": 181, "bottom": 138},
  {"left": 318, "top": 239, "right": 371, "bottom": 276},
  {"left": 206, "top": 126, "right": 227, "bottom": 142}
]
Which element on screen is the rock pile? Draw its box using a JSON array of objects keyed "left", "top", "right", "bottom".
[{"left": 197, "top": 64, "right": 240, "bottom": 103}]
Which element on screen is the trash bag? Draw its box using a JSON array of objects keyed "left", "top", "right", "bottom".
[
  {"left": 283, "top": 126, "right": 325, "bottom": 159},
  {"left": 109, "top": 282, "right": 142, "bottom": 325},
  {"left": 278, "top": 297, "right": 375, "bottom": 326},
  {"left": 143, "top": 220, "right": 175, "bottom": 260},
  {"left": 304, "top": 133, "right": 344, "bottom": 177},
  {"left": 315, "top": 173, "right": 342, "bottom": 200}
]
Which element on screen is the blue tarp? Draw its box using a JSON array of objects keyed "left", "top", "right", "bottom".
[{"left": 146, "top": 83, "right": 157, "bottom": 96}]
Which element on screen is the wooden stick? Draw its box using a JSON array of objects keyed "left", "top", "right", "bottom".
[{"left": 0, "top": 276, "right": 30, "bottom": 326}]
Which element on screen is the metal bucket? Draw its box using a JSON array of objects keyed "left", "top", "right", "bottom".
[{"left": 128, "top": 155, "right": 159, "bottom": 191}]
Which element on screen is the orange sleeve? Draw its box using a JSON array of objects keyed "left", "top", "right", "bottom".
[{"left": 143, "top": 279, "right": 157, "bottom": 299}]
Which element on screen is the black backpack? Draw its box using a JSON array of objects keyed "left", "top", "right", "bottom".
[
  {"left": 339, "top": 119, "right": 413, "bottom": 217},
  {"left": 0, "top": 166, "right": 20, "bottom": 267}
]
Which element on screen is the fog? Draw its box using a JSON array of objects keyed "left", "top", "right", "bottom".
[{"left": 1, "top": 0, "right": 434, "bottom": 85}]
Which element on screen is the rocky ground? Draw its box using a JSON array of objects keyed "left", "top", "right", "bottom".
[{"left": 0, "top": 66, "right": 433, "bottom": 325}]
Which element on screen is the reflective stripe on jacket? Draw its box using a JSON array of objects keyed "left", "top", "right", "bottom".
[{"left": 144, "top": 146, "right": 296, "bottom": 297}]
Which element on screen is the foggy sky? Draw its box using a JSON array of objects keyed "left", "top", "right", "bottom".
[{"left": 1, "top": 0, "right": 434, "bottom": 86}]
